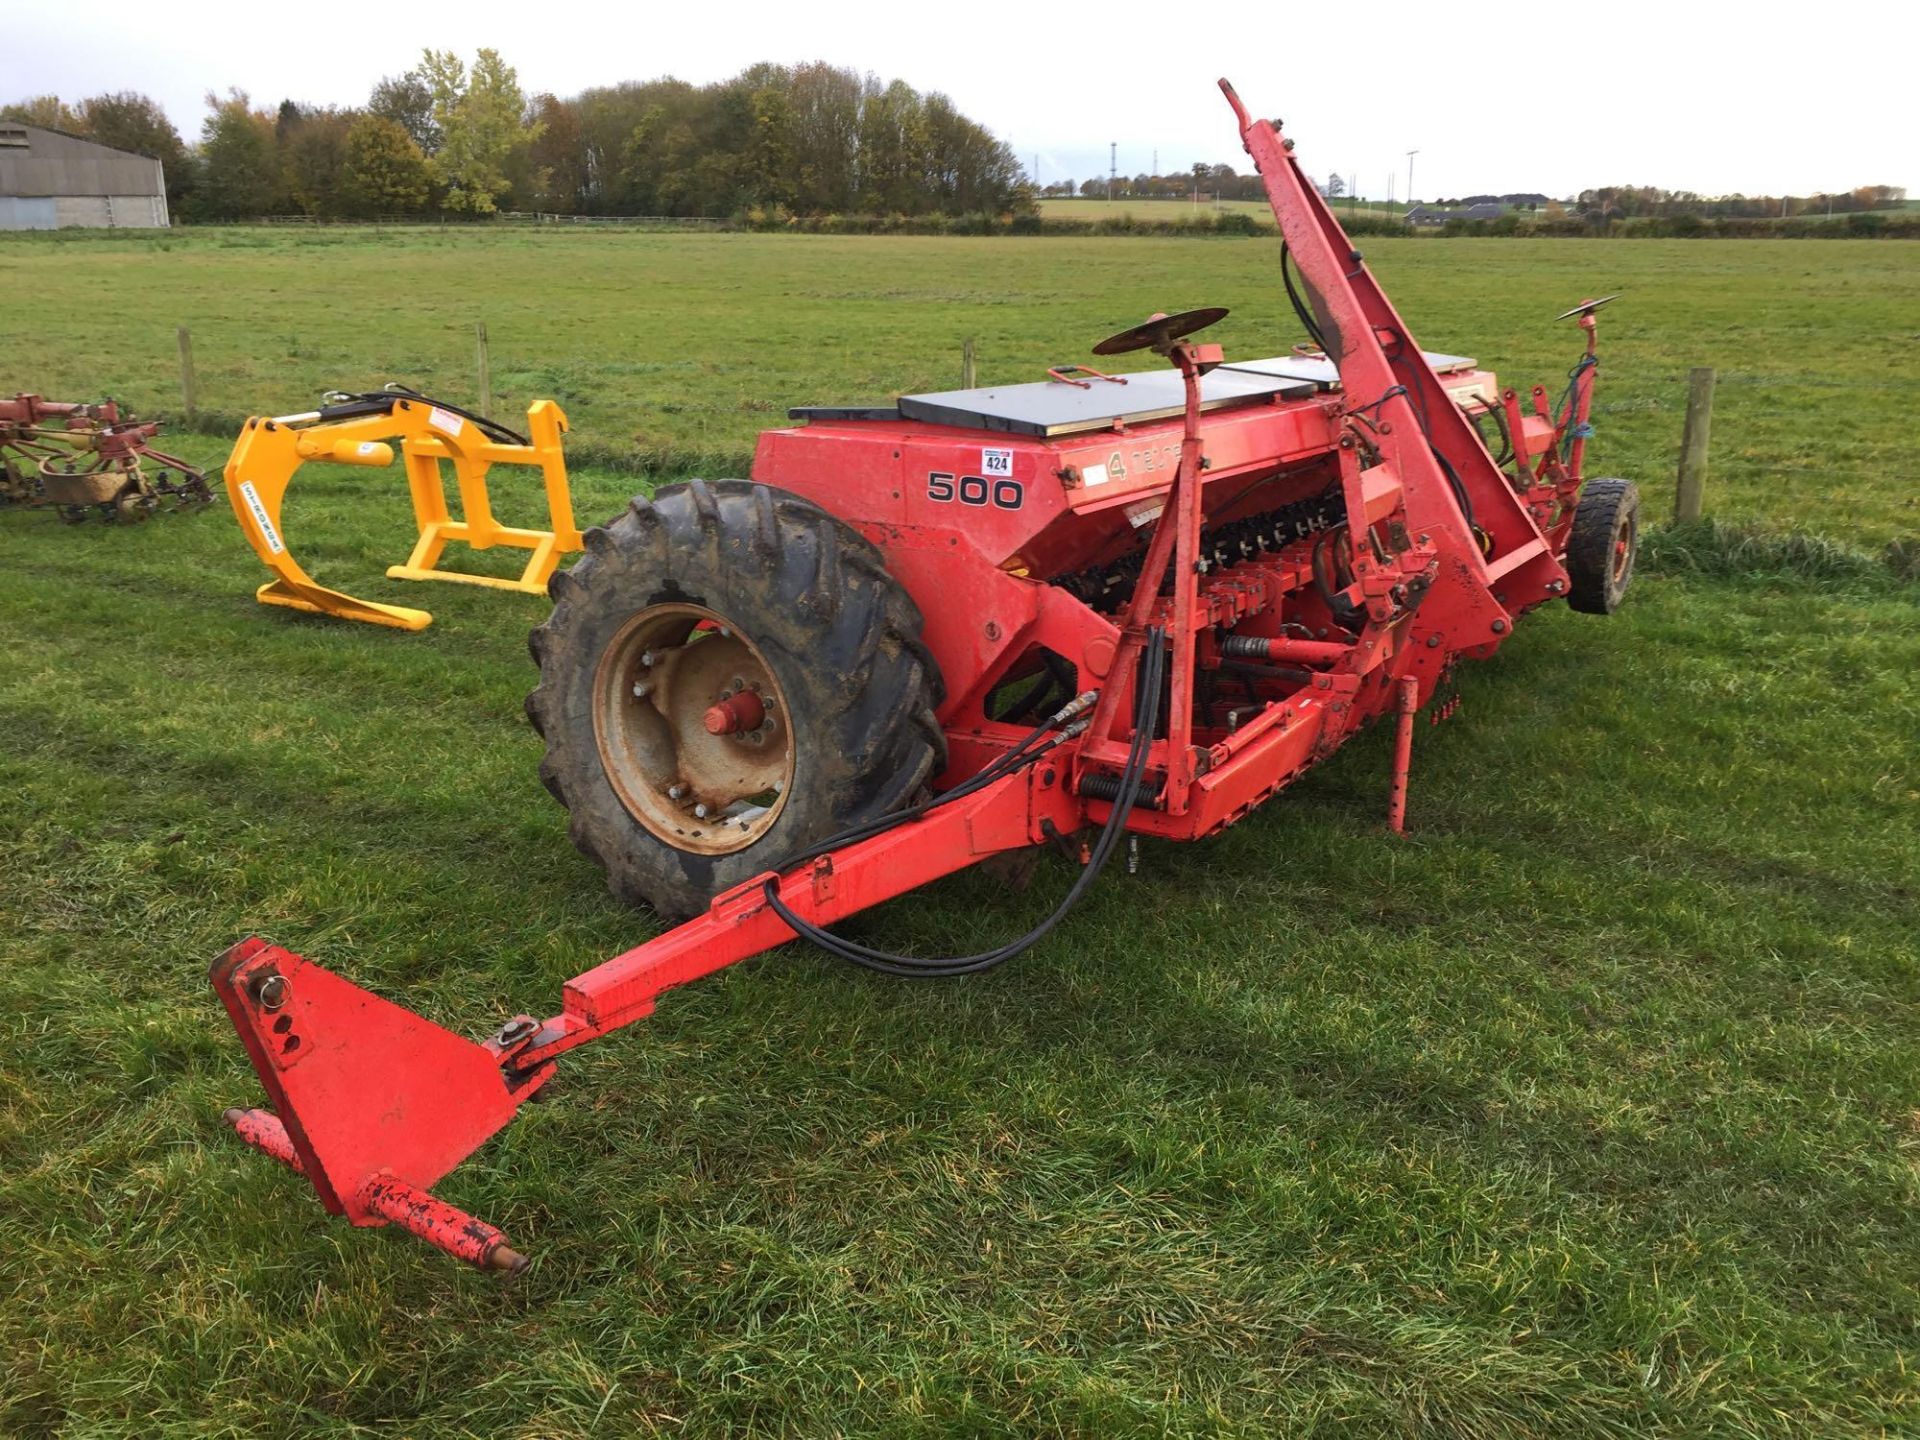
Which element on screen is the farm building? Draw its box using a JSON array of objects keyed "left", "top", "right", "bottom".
[
  {"left": 1406, "top": 202, "right": 1509, "bottom": 227},
  {"left": 0, "top": 123, "right": 169, "bottom": 229}
]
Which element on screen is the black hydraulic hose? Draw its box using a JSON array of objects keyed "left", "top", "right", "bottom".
[
  {"left": 1290, "top": 270, "right": 1478, "bottom": 534},
  {"left": 328, "top": 386, "right": 532, "bottom": 447},
  {"left": 1466, "top": 396, "right": 1512, "bottom": 467},
  {"left": 783, "top": 710, "right": 1067, "bottom": 871},
  {"left": 1280, "top": 244, "right": 1330, "bottom": 353},
  {"left": 1002, "top": 649, "right": 1077, "bottom": 725},
  {"left": 1386, "top": 346, "right": 1477, "bottom": 533},
  {"left": 767, "top": 629, "right": 1168, "bottom": 978}
]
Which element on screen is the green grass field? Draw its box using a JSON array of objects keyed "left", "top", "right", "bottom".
[
  {"left": 4, "top": 228, "right": 1913, "bottom": 548},
  {"left": 1, "top": 229, "right": 1917, "bottom": 1436}
]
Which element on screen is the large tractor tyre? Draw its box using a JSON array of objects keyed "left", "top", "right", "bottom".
[
  {"left": 1565, "top": 477, "right": 1640, "bottom": 615},
  {"left": 527, "top": 478, "right": 947, "bottom": 921}
]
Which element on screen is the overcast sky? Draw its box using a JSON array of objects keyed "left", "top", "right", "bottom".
[{"left": 5, "top": 0, "right": 1914, "bottom": 200}]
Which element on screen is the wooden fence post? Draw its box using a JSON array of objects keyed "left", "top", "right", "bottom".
[
  {"left": 176, "top": 326, "right": 197, "bottom": 422},
  {"left": 961, "top": 336, "right": 977, "bottom": 390},
  {"left": 475, "top": 321, "right": 493, "bottom": 420},
  {"left": 1674, "top": 366, "right": 1715, "bottom": 523}
]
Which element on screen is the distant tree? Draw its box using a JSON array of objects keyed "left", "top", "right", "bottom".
[
  {"left": 745, "top": 81, "right": 797, "bottom": 208},
  {"left": 1323, "top": 173, "right": 1346, "bottom": 199},
  {"left": 787, "top": 62, "right": 862, "bottom": 212},
  {"left": 339, "top": 115, "right": 431, "bottom": 216},
  {"left": 369, "top": 71, "right": 440, "bottom": 154},
  {"left": 76, "top": 92, "right": 181, "bottom": 161},
  {"left": 0, "top": 94, "right": 82, "bottom": 130},
  {"left": 856, "top": 77, "right": 924, "bottom": 214},
  {"left": 196, "top": 90, "right": 278, "bottom": 219},
  {"left": 73, "top": 91, "right": 189, "bottom": 209},
  {"left": 525, "top": 94, "right": 587, "bottom": 213},
  {"left": 420, "top": 48, "right": 539, "bottom": 212},
  {"left": 281, "top": 108, "right": 355, "bottom": 216},
  {"left": 273, "top": 98, "right": 304, "bottom": 147}
]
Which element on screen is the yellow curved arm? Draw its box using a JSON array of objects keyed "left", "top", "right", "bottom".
[{"left": 224, "top": 396, "right": 578, "bottom": 632}]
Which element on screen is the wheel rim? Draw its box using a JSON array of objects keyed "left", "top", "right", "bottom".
[
  {"left": 1611, "top": 511, "right": 1636, "bottom": 583},
  {"left": 591, "top": 602, "right": 794, "bottom": 856}
]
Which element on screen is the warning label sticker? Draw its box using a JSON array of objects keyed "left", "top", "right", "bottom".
[
  {"left": 428, "top": 406, "right": 465, "bottom": 437},
  {"left": 238, "top": 480, "right": 284, "bottom": 554},
  {"left": 1081, "top": 462, "right": 1110, "bottom": 487}
]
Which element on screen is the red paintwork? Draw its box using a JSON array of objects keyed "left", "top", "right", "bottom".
[
  {"left": 1, "top": 392, "right": 201, "bottom": 477},
  {"left": 1387, "top": 675, "right": 1419, "bottom": 834},
  {"left": 211, "top": 82, "right": 1615, "bottom": 1268}
]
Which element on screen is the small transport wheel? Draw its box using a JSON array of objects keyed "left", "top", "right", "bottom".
[
  {"left": 527, "top": 479, "right": 947, "bottom": 921},
  {"left": 1565, "top": 477, "right": 1640, "bottom": 615}
]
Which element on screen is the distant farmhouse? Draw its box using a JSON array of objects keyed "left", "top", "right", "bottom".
[
  {"left": 1407, "top": 203, "right": 1505, "bottom": 227},
  {"left": 0, "top": 123, "right": 169, "bottom": 230},
  {"left": 1406, "top": 193, "right": 1555, "bottom": 227}
]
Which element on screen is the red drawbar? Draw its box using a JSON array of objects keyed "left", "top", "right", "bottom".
[{"left": 210, "top": 937, "right": 548, "bottom": 1269}]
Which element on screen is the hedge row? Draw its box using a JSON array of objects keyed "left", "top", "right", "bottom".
[
  {"left": 731, "top": 208, "right": 1920, "bottom": 240},
  {"left": 75, "top": 207, "right": 1911, "bottom": 241}
]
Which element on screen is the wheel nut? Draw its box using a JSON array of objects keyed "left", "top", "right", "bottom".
[
  {"left": 693, "top": 803, "right": 710, "bottom": 819},
  {"left": 667, "top": 783, "right": 687, "bottom": 801},
  {"left": 703, "top": 689, "right": 767, "bottom": 735}
]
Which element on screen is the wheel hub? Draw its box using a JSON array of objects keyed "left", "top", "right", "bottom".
[
  {"left": 591, "top": 603, "right": 794, "bottom": 856},
  {"left": 1612, "top": 512, "right": 1636, "bottom": 583}
]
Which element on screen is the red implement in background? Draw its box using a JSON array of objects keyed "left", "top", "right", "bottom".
[
  {"left": 0, "top": 393, "right": 210, "bottom": 521},
  {"left": 210, "top": 81, "right": 1635, "bottom": 1269}
]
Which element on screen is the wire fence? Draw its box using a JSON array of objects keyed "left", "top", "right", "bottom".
[{"left": 236, "top": 211, "right": 729, "bottom": 230}]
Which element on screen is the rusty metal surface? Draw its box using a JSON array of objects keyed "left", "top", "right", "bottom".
[{"left": 0, "top": 392, "right": 209, "bottom": 522}]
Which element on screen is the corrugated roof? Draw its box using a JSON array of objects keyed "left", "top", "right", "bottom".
[{"left": 0, "top": 123, "right": 165, "bottom": 198}]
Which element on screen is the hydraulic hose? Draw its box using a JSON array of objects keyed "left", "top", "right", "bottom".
[{"left": 767, "top": 629, "right": 1168, "bottom": 978}]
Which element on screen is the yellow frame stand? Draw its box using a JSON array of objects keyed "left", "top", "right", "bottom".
[{"left": 224, "top": 396, "right": 582, "bottom": 631}]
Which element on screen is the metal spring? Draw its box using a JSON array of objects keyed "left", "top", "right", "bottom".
[{"left": 1078, "top": 771, "right": 1165, "bottom": 809}]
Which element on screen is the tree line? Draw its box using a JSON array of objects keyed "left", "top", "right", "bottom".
[
  {"left": 1037, "top": 166, "right": 1279, "bottom": 203},
  {"left": 2, "top": 54, "right": 1030, "bottom": 221},
  {"left": 1038, "top": 166, "right": 1909, "bottom": 222},
  {"left": 1572, "top": 183, "right": 1906, "bottom": 222}
]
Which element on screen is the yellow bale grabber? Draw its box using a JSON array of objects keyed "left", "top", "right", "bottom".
[{"left": 224, "top": 388, "right": 582, "bottom": 631}]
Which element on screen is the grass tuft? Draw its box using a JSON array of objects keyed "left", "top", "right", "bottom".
[{"left": 1644, "top": 519, "right": 1919, "bottom": 590}]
